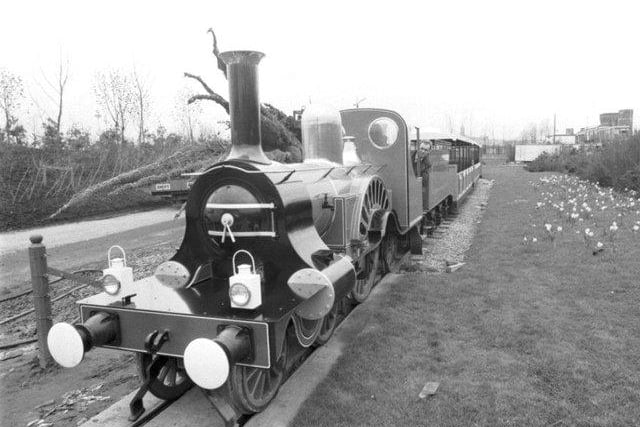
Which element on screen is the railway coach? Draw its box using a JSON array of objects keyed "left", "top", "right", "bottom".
[{"left": 45, "top": 49, "right": 481, "bottom": 420}]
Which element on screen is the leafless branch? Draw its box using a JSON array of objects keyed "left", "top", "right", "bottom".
[
  {"left": 183, "top": 72, "right": 216, "bottom": 95},
  {"left": 207, "top": 28, "right": 227, "bottom": 78}
]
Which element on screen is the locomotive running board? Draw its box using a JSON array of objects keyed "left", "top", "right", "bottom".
[{"left": 79, "top": 304, "right": 272, "bottom": 369}]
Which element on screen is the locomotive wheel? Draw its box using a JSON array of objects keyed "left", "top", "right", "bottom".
[
  {"left": 313, "top": 302, "right": 340, "bottom": 346},
  {"left": 228, "top": 331, "right": 288, "bottom": 414},
  {"left": 357, "top": 177, "right": 390, "bottom": 238},
  {"left": 292, "top": 314, "right": 323, "bottom": 347},
  {"left": 381, "top": 229, "right": 399, "bottom": 274},
  {"left": 351, "top": 247, "right": 380, "bottom": 303},
  {"left": 136, "top": 354, "right": 193, "bottom": 400}
]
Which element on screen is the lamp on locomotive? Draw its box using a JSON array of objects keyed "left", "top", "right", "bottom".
[
  {"left": 229, "top": 250, "right": 262, "bottom": 309},
  {"left": 101, "top": 245, "right": 133, "bottom": 295}
]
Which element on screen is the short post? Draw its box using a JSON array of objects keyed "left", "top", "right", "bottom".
[{"left": 29, "top": 234, "right": 53, "bottom": 368}]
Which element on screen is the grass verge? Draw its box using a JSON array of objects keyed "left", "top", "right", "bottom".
[{"left": 292, "top": 164, "right": 640, "bottom": 426}]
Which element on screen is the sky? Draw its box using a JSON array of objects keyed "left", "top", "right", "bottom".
[{"left": 1, "top": 0, "right": 639, "bottom": 141}]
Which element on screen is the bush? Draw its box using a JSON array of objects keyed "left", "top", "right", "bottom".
[
  {"left": 525, "top": 135, "right": 640, "bottom": 192},
  {"left": 0, "top": 132, "right": 227, "bottom": 230},
  {"left": 617, "top": 164, "right": 640, "bottom": 191}
]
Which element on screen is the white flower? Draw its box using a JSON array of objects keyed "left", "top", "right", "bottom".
[
  {"left": 545, "top": 223, "right": 552, "bottom": 232},
  {"left": 596, "top": 241, "right": 604, "bottom": 249},
  {"left": 610, "top": 222, "right": 618, "bottom": 232},
  {"left": 532, "top": 237, "right": 538, "bottom": 243},
  {"left": 633, "top": 225, "right": 639, "bottom": 232},
  {"left": 557, "top": 226, "right": 562, "bottom": 232}
]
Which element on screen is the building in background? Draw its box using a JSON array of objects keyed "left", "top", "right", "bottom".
[
  {"left": 545, "top": 128, "right": 577, "bottom": 145},
  {"left": 577, "top": 109, "right": 633, "bottom": 143}
]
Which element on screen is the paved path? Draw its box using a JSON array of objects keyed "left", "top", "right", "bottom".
[{"left": 0, "top": 208, "right": 184, "bottom": 291}]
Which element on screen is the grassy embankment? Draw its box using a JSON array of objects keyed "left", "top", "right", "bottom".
[
  {"left": 0, "top": 141, "right": 225, "bottom": 231},
  {"left": 294, "top": 164, "right": 640, "bottom": 426}
]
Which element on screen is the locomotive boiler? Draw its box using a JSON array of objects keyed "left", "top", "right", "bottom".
[{"left": 46, "top": 49, "right": 481, "bottom": 419}]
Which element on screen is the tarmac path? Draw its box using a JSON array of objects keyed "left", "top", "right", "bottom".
[{"left": 0, "top": 208, "right": 185, "bottom": 292}]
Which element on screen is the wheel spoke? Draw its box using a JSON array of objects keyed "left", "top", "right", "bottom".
[
  {"left": 247, "top": 368, "right": 260, "bottom": 389},
  {"left": 255, "top": 371, "right": 266, "bottom": 398},
  {"left": 248, "top": 369, "right": 262, "bottom": 396},
  {"left": 157, "top": 365, "right": 169, "bottom": 382},
  {"left": 165, "top": 366, "right": 177, "bottom": 386},
  {"left": 138, "top": 355, "right": 192, "bottom": 401}
]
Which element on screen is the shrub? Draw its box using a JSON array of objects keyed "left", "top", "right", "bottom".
[
  {"left": 525, "top": 135, "right": 640, "bottom": 192},
  {"left": 617, "top": 164, "right": 640, "bottom": 190}
]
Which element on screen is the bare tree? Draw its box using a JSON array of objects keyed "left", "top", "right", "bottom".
[
  {"left": 183, "top": 28, "right": 302, "bottom": 161},
  {"left": 521, "top": 123, "right": 538, "bottom": 143},
  {"left": 175, "top": 87, "right": 202, "bottom": 143},
  {"left": 0, "top": 69, "right": 24, "bottom": 143},
  {"left": 538, "top": 118, "right": 551, "bottom": 141},
  {"left": 132, "top": 66, "right": 151, "bottom": 144},
  {"left": 35, "top": 54, "right": 70, "bottom": 135},
  {"left": 94, "top": 69, "right": 135, "bottom": 144}
]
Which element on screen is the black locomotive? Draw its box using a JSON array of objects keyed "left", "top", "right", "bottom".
[{"left": 46, "top": 50, "right": 481, "bottom": 418}]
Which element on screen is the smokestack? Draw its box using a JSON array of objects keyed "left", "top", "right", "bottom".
[{"left": 219, "top": 51, "right": 270, "bottom": 164}]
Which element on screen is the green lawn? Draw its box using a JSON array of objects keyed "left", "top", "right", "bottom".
[{"left": 293, "top": 164, "right": 640, "bottom": 426}]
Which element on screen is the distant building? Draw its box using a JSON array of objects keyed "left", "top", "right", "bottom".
[
  {"left": 578, "top": 109, "right": 633, "bottom": 143},
  {"left": 545, "top": 128, "right": 577, "bottom": 145}
]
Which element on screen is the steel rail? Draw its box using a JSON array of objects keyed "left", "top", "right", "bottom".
[{"left": 0, "top": 269, "right": 102, "bottom": 304}]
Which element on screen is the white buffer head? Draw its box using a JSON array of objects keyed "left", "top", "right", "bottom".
[
  {"left": 47, "top": 323, "right": 85, "bottom": 368},
  {"left": 183, "top": 338, "right": 230, "bottom": 389}
]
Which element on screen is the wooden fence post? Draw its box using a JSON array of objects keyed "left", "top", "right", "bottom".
[{"left": 29, "top": 234, "right": 53, "bottom": 368}]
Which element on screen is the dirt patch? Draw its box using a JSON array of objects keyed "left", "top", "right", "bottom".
[
  {"left": 1, "top": 350, "right": 139, "bottom": 426},
  {"left": 0, "top": 241, "right": 178, "bottom": 426}
]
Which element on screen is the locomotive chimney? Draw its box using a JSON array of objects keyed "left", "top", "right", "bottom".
[{"left": 219, "top": 50, "right": 270, "bottom": 164}]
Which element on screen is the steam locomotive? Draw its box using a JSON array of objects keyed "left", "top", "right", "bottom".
[{"left": 46, "top": 50, "right": 481, "bottom": 419}]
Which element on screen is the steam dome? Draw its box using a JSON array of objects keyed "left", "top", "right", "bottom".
[{"left": 301, "top": 105, "right": 343, "bottom": 164}]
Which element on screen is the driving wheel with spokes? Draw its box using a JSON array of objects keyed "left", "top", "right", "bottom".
[
  {"left": 228, "top": 333, "right": 288, "bottom": 414},
  {"left": 351, "top": 247, "right": 380, "bottom": 303},
  {"left": 357, "top": 177, "right": 390, "bottom": 238},
  {"left": 136, "top": 354, "right": 193, "bottom": 400}
]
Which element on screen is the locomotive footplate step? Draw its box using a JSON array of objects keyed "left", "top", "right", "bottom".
[
  {"left": 202, "top": 389, "right": 243, "bottom": 427},
  {"left": 128, "top": 354, "right": 165, "bottom": 421}
]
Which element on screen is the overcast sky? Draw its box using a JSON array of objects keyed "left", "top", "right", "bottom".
[{"left": 2, "top": 0, "right": 638, "bottom": 140}]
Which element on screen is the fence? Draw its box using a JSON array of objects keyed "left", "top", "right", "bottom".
[{"left": 0, "top": 235, "right": 102, "bottom": 367}]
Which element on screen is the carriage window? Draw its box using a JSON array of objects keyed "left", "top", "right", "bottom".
[{"left": 368, "top": 117, "right": 399, "bottom": 149}]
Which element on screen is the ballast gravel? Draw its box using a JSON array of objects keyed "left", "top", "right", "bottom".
[{"left": 402, "top": 178, "right": 494, "bottom": 273}]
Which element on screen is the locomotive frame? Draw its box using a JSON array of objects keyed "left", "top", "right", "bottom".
[{"left": 46, "top": 49, "right": 482, "bottom": 421}]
